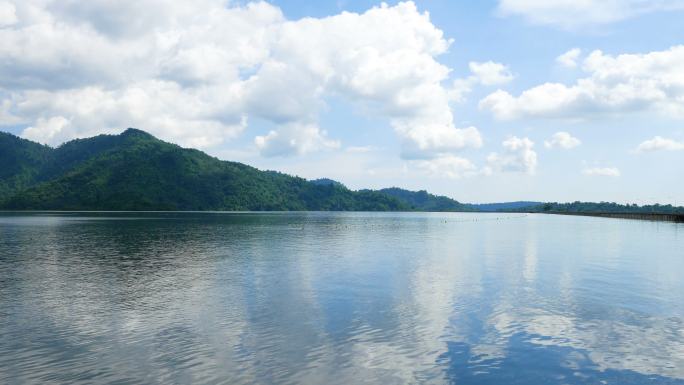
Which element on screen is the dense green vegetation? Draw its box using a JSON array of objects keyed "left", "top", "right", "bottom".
[
  {"left": 0, "top": 132, "right": 52, "bottom": 198},
  {"left": 0, "top": 129, "right": 409, "bottom": 211},
  {"left": 375, "top": 190, "right": 544, "bottom": 213},
  {"left": 515, "top": 201, "right": 684, "bottom": 215},
  {"left": 468, "top": 201, "right": 541, "bottom": 212},
  {"left": 310, "top": 178, "right": 347, "bottom": 188},
  {"left": 377, "top": 187, "right": 475, "bottom": 211},
  {"left": 1, "top": 129, "right": 682, "bottom": 214}
]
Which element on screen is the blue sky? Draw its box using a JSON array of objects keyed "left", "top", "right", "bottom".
[{"left": 1, "top": 0, "right": 683, "bottom": 204}]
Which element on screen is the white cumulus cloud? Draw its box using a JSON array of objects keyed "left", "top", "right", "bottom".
[
  {"left": 496, "top": 0, "right": 684, "bottom": 29},
  {"left": 449, "top": 61, "right": 513, "bottom": 102},
  {"left": 412, "top": 155, "right": 477, "bottom": 179},
  {"left": 480, "top": 45, "right": 684, "bottom": 121},
  {"left": 469, "top": 61, "right": 514, "bottom": 86},
  {"left": 0, "top": 0, "right": 482, "bottom": 161},
  {"left": 544, "top": 131, "right": 581, "bottom": 149},
  {"left": 556, "top": 48, "right": 582, "bottom": 68},
  {"left": 486, "top": 136, "right": 537, "bottom": 175},
  {"left": 254, "top": 123, "right": 340, "bottom": 157},
  {"left": 0, "top": 1, "right": 17, "bottom": 26},
  {"left": 582, "top": 167, "right": 621, "bottom": 177},
  {"left": 398, "top": 125, "right": 482, "bottom": 159},
  {"left": 636, "top": 136, "right": 684, "bottom": 152}
]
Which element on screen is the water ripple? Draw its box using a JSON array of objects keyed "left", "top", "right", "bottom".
[{"left": 1, "top": 212, "right": 683, "bottom": 384}]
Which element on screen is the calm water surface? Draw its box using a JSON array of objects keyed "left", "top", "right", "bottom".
[{"left": 0, "top": 212, "right": 683, "bottom": 384}]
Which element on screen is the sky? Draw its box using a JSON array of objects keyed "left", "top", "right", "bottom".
[{"left": 1, "top": 0, "right": 683, "bottom": 204}]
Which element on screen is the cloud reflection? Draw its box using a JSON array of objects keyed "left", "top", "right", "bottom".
[{"left": 1, "top": 213, "right": 683, "bottom": 384}]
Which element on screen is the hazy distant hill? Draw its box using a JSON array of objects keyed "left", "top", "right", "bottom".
[
  {"left": 377, "top": 187, "right": 475, "bottom": 212},
  {"left": 469, "top": 201, "right": 541, "bottom": 212}
]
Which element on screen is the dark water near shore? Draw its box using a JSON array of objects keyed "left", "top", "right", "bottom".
[{"left": 1, "top": 212, "right": 683, "bottom": 384}]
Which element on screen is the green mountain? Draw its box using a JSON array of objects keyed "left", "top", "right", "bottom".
[
  {"left": 0, "top": 129, "right": 410, "bottom": 211},
  {"left": 0, "top": 132, "right": 52, "bottom": 198},
  {"left": 310, "top": 178, "right": 347, "bottom": 188},
  {"left": 4, "top": 129, "right": 679, "bottom": 215},
  {"left": 377, "top": 187, "right": 475, "bottom": 211}
]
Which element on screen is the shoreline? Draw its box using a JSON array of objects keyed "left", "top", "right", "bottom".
[
  {"left": 538, "top": 211, "right": 684, "bottom": 223},
  {"left": 1, "top": 210, "right": 683, "bottom": 222}
]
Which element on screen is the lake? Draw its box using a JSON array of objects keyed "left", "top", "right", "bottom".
[{"left": 0, "top": 212, "right": 683, "bottom": 384}]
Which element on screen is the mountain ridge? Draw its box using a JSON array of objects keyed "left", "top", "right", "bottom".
[
  {"left": 0, "top": 129, "right": 459, "bottom": 211},
  {"left": 2, "top": 129, "right": 682, "bottom": 214}
]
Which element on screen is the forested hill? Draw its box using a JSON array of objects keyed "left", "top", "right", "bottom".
[
  {"left": 377, "top": 187, "right": 475, "bottom": 212},
  {"left": 0, "top": 132, "right": 52, "bottom": 198},
  {"left": 518, "top": 201, "right": 684, "bottom": 215},
  {"left": 1, "top": 129, "right": 681, "bottom": 213},
  {"left": 0, "top": 129, "right": 409, "bottom": 211}
]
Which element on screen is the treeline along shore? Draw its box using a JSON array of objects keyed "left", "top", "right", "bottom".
[
  {"left": 511, "top": 202, "right": 684, "bottom": 222},
  {"left": 540, "top": 212, "right": 684, "bottom": 223}
]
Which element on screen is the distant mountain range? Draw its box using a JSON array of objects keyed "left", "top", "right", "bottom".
[{"left": 1, "top": 129, "right": 681, "bottom": 214}]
